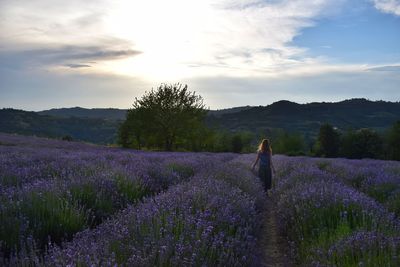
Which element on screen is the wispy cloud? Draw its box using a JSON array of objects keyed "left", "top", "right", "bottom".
[
  {"left": 93, "top": 0, "right": 348, "bottom": 79},
  {"left": 366, "top": 65, "right": 400, "bottom": 71},
  {"left": 372, "top": 0, "right": 400, "bottom": 16},
  {"left": 0, "top": 45, "right": 141, "bottom": 70},
  {"left": 0, "top": 0, "right": 374, "bottom": 78},
  {"left": 65, "top": 63, "right": 92, "bottom": 68}
]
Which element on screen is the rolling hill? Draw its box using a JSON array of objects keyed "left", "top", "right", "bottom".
[
  {"left": 206, "top": 99, "right": 400, "bottom": 138},
  {"left": 0, "top": 109, "right": 119, "bottom": 144},
  {"left": 1, "top": 98, "right": 399, "bottom": 144}
]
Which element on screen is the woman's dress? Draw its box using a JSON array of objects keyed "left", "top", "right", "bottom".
[{"left": 258, "top": 151, "right": 272, "bottom": 191}]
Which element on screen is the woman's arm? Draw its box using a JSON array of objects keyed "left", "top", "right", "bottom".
[{"left": 251, "top": 152, "right": 260, "bottom": 170}]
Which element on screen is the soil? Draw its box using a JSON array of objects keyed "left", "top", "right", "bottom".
[{"left": 260, "top": 195, "right": 295, "bottom": 267}]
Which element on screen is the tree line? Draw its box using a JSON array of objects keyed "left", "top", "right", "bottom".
[
  {"left": 314, "top": 122, "right": 400, "bottom": 160},
  {"left": 118, "top": 83, "right": 257, "bottom": 153},
  {"left": 118, "top": 83, "right": 400, "bottom": 160}
]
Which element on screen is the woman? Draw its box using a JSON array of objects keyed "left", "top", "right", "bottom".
[{"left": 252, "top": 138, "right": 276, "bottom": 194}]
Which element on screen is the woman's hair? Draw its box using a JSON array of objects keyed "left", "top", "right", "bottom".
[{"left": 257, "top": 138, "right": 272, "bottom": 153}]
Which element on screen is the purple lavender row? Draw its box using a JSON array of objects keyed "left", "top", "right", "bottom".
[
  {"left": 258, "top": 155, "right": 400, "bottom": 266},
  {"left": 312, "top": 157, "right": 400, "bottom": 216},
  {"left": 29, "top": 162, "right": 267, "bottom": 266},
  {"left": 0, "top": 133, "right": 238, "bottom": 263}
]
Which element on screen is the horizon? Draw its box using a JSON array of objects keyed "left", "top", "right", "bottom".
[
  {"left": 1, "top": 0, "right": 399, "bottom": 110},
  {"left": 2, "top": 97, "right": 399, "bottom": 113}
]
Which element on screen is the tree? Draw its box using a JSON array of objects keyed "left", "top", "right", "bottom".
[
  {"left": 120, "top": 83, "right": 207, "bottom": 151},
  {"left": 118, "top": 108, "right": 145, "bottom": 149},
  {"left": 317, "top": 123, "right": 340, "bottom": 157},
  {"left": 340, "top": 128, "right": 383, "bottom": 159},
  {"left": 274, "top": 131, "right": 306, "bottom": 155},
  {"left": 231, "top": 134, "right": 243, "bottom": 153},
  {"left": 387, "top": 121, "right": 400, "bottom": 160}
]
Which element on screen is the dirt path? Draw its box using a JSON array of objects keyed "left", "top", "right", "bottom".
[{"left": 260, "top": 195, "right": 294, "bottom": 267}]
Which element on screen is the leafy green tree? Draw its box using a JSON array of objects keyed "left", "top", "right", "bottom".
[
  {"left": 274, "top": 132, "right": 306, "bottom": 155},
  {"left": 317, "top": 123, "right": 340, "bottom": 157},
  {"left": 231, "top": 134, "right": 243, "bottom": 153},
  {"left": 120, "top": 83, "right": 207, "bottom": 151},
  {"left": 386, "top": 121, "right": 400, "bottom": 160},
  {"left": 118, "top": 108, "right": 145, "bottom": 149},
  {"left": 339, "top": 129, "right": 357, "bottom": 158},
  {"left": 340, "top": 128, "right": 383, "bottom": 159},
  {"left": 61, "top": 135, "right": 73, "bottom": 142}
]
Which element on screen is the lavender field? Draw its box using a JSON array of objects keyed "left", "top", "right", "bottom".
[{"left": 1, "top": 133, "right": 399, "bottom": 266}]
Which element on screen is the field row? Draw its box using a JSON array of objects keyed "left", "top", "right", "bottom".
[
  {"left": 0, "top": 134, "right": 266, "bottom": 266},
  {"left": 1, "top": 133, "right": 400, "bottom": 266},
  {"left": 267, "top": 155, "right": 400, "bottom": 266}
]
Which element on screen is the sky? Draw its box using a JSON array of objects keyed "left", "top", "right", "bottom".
[{"left": 0, "top": 0, "right": 399, "bottom": 110}]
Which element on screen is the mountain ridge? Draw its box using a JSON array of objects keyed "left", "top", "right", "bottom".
[{"left": 2, "top": 98, "right": 399, "bottom": 144}]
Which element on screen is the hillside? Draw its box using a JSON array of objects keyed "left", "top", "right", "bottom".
[
  {"left": 0, "top": 109, "right": 119, "bottom": 144},
  {"left": 1, "top": 98, "right": 399, "bottom": 144},
  {"left": 207, "top": 99, "right": 400, "bottom": 138},
  {"left": 39, "top": 106, "right": 252, "bottom": 119},
  {"left": 38, "top": 107, "right": 128, "bottom": 120}
]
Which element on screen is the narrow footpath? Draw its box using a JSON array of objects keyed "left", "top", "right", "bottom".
[{"left": 261, "top": 195, "right": 294, "bottom": 267}]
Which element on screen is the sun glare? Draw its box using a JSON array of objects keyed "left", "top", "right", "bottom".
[{"left": 99, "top": 1, "right": 213, "bottom": 80}]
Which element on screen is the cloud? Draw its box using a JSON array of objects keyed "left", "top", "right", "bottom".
[
  {"left": 372, "top": 0, "right": 400, "bottom": 16},
  {"left": 189, "top": 70, "right": 400, "bottom": 108},
  {"left": 367, "top": 65, "right": 400, "bottom": 71},
  {"left": 0, "top": 68, "right": 151, "bottom": 110},
  {"left": 65, "top": 64, "right": 92, "bottom": 68},
  {"left": 98, "top": 0, "right": 347, "bottom": 79},
  {"left": 0, "top": 0, "right": 398, "bottom": 110},
  {"left": 0, "top": 45, "right": 141, "bottom": 70}
]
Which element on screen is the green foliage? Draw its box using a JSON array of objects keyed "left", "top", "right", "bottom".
[
  {"left": 231, "top": 132, "right": 253, "bottom": 153},
  {"left": 118, "top": 109, "right": 145, "bottom": 149},
  {"left": 273, "top": 132, "right": 306, "bottom": 155},
  {"left": 386, "top": 192, "right": 400, "bottom": 217},
  {"left": 231, "top": 134, "right": 243, "bottom": 153},
  {"left": 119, "top": 83, "right": 207, "bottom": 151},
  {"left": 210, "top": 130, "right": 254, "bottom": 153},
  {"left": 61, "top": 135, "right": 73, "bottom": 141},
  {"left": 366, "top": 183, "right": 398, "bottom": 203},
  {"left": 322, "top": 240, "right": 400, "bottom": 267},
  {"left": 116, "top": 175, "right": 150, "bottom": 206},
  {"left": 23, "top": 192, "right": 88, "bottom": 245},
  {"left": 0, "top": 109, "right": 118, "bottom": 144},
  {"left": 290, "top": 201, "right": 396, "bottom": 265},
  {"left": 340, "top": 128, "right": 383, "bottom": 159},
  {"left": 0, "top": 175, "right": 21, "bottom": 187},
  {"left": 315, "top": 160, "right": 331, "bottom": 171},
  {"left": 69, "top": 183, "right": 117, "bottom": 225},
  {"left": 166, "top": 163, "right": 195, "bottom": 179},
  {"left": 317, "top": 123, "right": 340, "bottom": 157},
  {"left": 386, "top": 121, "right": 400, "bottom": 160},
  {"left": 0, "top": 204, "right": 22, "bottom": 255}
]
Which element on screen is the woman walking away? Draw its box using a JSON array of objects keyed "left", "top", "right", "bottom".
[{"left": 252, "top": 138, "right": 276, "bottom": 195}]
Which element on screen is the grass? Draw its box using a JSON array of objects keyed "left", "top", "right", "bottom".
[
  {"left": 287, "top": 201, "right": 397, "bottom": 265},
  {"left": 116, "top": 175, "right": 150, "bottom": 206},
  {"left": 0, "top": 191, "right": 89, "bottom": 257},
  {"left": 166, "top": 163, "right": 195, "bottom": 180},
  {"left": 21, "top": 191, "right": 89, "bottom": 247},
  {"left": 0, "top": 175, "right": 21, "bottom": 187}
]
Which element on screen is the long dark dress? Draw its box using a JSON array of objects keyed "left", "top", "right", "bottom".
[{"left": 258, "top": 151, "right": 272, "bottom": 191}]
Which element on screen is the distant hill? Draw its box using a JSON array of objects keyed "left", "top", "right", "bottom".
[
  {"left": 208, "top": 106, "right": 254, "bottom": 116},
  {"left": 38, "top": 106, "right": 251, "bottom": 119},
  {"left": 1, "top": 98, "right": 399, "bottom": 144},
  {"left": 0, "top": 109, "right": 119, "bottom": 144},
  {"left": 207, "top": 99, "right": 400, "bottom": 140},
  {"left": 38, "top": 107, "right": 128, "bottom": 120}
]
